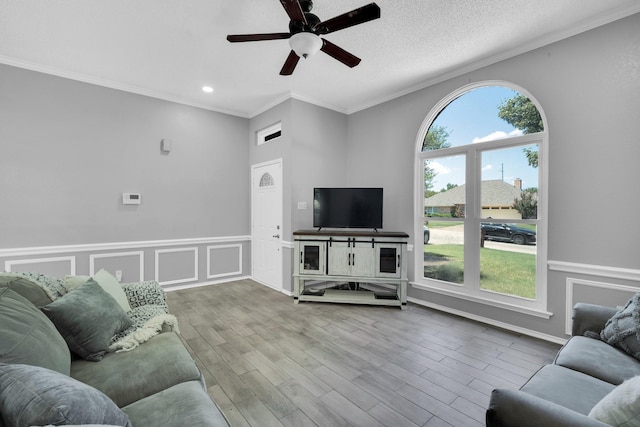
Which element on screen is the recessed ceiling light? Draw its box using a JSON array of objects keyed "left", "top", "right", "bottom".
[{"left": 202, "top": 86, "right": 214, "bottom": 93}]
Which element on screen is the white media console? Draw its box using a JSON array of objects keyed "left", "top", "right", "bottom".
[{"left": 293, "top": 230, "right": 409, "bottom": 309}]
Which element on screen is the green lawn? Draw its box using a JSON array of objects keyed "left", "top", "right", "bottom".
[
  {"left": 425, "top": 221, "right": 463, "bottom": 228},
  {"left": 423, "top": 244, "right": 536, "bottom": 299}
]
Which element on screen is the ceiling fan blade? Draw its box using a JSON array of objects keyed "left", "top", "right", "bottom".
[
  {"left": 320, "top": 39, "right": 361, "bottom": 68},
  {"left": 280, "top": 50, "right": 300, "bottom": 75},
  {"left": 227, "top": 33, "right": 291, "bottom": 43},
  {"left": 317, "top": 3, "right": 380, "bottom": 34},
  {"left": 279, "top": 0, "right": 307, "bottom": 24}
]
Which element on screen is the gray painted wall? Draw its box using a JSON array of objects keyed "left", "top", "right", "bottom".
[
  {"left": 345, "top": 13, "right": 640, "bottom": 338},
  {"left": 0, "top": 64, "right": 250, "bottom": 248},
  {"left": 289, "top": 99, "right": 348, "bottom": 234},
  {"left": 1, "top": 64, "right": 251, "bottom": 287}
]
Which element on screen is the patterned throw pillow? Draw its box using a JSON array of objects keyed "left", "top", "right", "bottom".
[{"left": 601, "top": 293, "right": 640, "bottom": 359}]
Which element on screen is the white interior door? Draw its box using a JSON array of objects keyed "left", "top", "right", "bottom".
[{"left": 251, "top": 159, "right": 283, "bottom": 290}]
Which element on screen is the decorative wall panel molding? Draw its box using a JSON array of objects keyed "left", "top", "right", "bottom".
[
  {"left": 4, "top": 256, "right": 76, "bottom": 276},
  {"left": 89, "top": 251, "right": 145, "bottom": 281},
  {"left": 207, "top": 244, "right": 242, "bottom": 279},
  {"left": 0, "top": 236, "right": 248, "bottom": 288},
  {"left": 0, "top": 235, "right": 250, "bottom": 258},
  {"left": 155, "top": 247, "right": 198, "bottom": 286},
  {"left": 564, "top": 277, "right": 638, "bottom": 335}
]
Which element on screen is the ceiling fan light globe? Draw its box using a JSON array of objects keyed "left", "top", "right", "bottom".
[{"left": 289, "top": 32, "right": 322, "bottom": 59}]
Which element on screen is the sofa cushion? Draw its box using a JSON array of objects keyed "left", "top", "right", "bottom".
[
  {"left": 0, "top": 363, "right": 131, "bottom": 427},
  {"left": 0, "top": 288, "right": 70, "bottom": 375},
  {"left": 589, "top": 375, "right": 640, "bottom": 426},
  {"left": 521, "top": 364, "right": 615, "bottom": 415},
  {"left": 71, "top": 331, "right": 202, "bottom": 407},
  {"left": 41, "top": 279, "right": 132, "bottom": 361},
  {"left": 556, "top": 336, "right": 640, "bottom": 385},
  {"left": 601, "top": 293, "right": 640, "bottom": 360},
  {"left": 122, "top": 380, "right": 229, "bottom": 427}
]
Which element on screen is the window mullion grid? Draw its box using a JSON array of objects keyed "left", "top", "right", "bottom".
[{"left": 463, "top": 147, "right": 482, "bottom": 293}]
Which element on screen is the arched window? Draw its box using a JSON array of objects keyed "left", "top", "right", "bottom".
[{"left": 414, "top": 82, "right": 549, "bottom": 317}]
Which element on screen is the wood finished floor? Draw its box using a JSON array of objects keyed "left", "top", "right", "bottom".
[{"left": 167, "top": 280, "right": 560, "bottom": 427}]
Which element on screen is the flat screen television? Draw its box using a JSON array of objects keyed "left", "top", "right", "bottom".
[{"left": 313, "top": 187, "right": 383, "bottom": 230}]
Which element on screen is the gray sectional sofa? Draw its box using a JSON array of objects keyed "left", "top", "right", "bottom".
[
  {"left": 487, "top": 300, "right": 640, "bottom": 426},
  {"left": 0, "top": 271, "right": 229, "bottom": 427}
]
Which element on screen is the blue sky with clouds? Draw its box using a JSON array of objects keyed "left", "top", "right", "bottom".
[{"left": 427, "top": 86, "right": 539, "bottom": 191}]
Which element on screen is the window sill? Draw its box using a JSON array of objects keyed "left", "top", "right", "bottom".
[{"left": 410, "top": 281, "right": 553, "bottom": 319}]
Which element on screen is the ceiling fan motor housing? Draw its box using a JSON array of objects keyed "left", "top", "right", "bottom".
[
  {"left": 300, "top": 0, "right": 313, "bottom": 13},
  {"left": 289, "top": 12, "right": 322, "bottom": 34}
]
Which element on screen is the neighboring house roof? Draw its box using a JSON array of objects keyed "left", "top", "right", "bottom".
[{"left": 425, "top": 180, "right": 522, "bottom": 207}]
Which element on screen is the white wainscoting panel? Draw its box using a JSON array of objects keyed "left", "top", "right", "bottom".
[
  {"left": 89, "top": 251, "right": 145, "bottom": 281},
  {"left": 155, "top": 247, "right": 198, "bottom": 286},
  {"left": 207, "top": 244, "right": 242, "bottom": 279},
  {"left": 4, "top": 256, "right": 76, "bottom": 276},
  {"left": 0, "top": 236, "right": 249, "bottom": 288},
  {"left": 565, "top": 277, "right": 639, "bottom": 335}
]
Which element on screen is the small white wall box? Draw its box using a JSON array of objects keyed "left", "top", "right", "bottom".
[
  {"left": 161, "top": 138, "right": 172, "bottom": 152},
  {"left": 122, "top": 193, "right": 141, "bottom": 205}
]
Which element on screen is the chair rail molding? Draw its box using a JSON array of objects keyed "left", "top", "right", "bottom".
[{"left": 548, "top": 260, "right": 640, "bottom": 282}]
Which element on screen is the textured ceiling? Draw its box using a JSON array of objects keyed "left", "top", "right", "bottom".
[{"left": 1, "top": 0, "right": 639, "bottom": 117}]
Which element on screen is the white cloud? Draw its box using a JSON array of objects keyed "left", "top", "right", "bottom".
[
  {"left": 472, "top": 129, "right": 524, "bottom": 143},
  {"left": 482, "top": 164, "right": 493, "bottom": 172},
  {"left": 428, "top": 161, "right": 451, "bottom": 174}
]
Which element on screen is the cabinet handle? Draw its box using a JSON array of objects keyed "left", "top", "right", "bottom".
[
  {"left": 300, "top": 251, "right": 303, "bottom": 263},
  {"left": 397, "top": 254, "right": 401, "bottom": 268},
  {"left": 353, "top": 253, "right": 355, "bottom": 265}
]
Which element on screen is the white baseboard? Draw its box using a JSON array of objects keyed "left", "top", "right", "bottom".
[
  {"left": 163, "top": 275, "right": 252, "bottom": 292},
  {"left": 407, "top": 296, "right": 567, "bottom": 345}
]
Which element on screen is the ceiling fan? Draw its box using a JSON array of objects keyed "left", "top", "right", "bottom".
[{"left": 227, "top": 0, "right": 381, "bottom": 75}]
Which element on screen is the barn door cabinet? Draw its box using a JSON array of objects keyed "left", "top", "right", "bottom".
[{"left": 293, "top": 230, "right": 409, "bottom": 309}]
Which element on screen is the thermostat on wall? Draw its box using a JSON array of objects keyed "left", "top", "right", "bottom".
[{"left": 122, "top": 193, "right": 141, "bottom": 205}]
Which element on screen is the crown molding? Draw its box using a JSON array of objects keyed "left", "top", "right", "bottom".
[
  {"left": 346, "top": 3, "right": 640, "bottom": 114},
  {"left": 3, "top": 3, "right": 639, "bottom": 119},
  {"left": 0, "top": 55, "right": 249, "bottom": 118}
]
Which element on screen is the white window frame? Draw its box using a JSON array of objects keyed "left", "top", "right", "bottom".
[{"left": 413, "top": 81, "right": 551, "bottom": 318}]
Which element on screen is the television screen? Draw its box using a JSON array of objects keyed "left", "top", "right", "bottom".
[{"left": 313, "top": 188, "right": 383, "bottom": 229}]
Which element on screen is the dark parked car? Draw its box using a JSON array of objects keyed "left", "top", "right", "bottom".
[
  {"left": 481, "top": 223, "right": 536, "bottom": 245},
  {"left": 424, "top": 225, "right": 430, "bottom": 244}
]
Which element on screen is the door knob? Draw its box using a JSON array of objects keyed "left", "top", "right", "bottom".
[{"left": 273, "top": 234, "right": 280, "bottom": 238}]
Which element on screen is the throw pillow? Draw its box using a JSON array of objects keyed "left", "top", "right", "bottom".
[
  {"left": 0, "top": 363, "right": 131, "bottom": 427},
  {"left": 0, "top": 271, "right": 68, "bottom": 301},
  {"left": 589, "top": 376, "right": 640, "bottom": 426},
  {"left": 601, "top": 293, "right": 640, "bottom": 359},
  {"left": 0, "top": 273, "right": 54, "bottom": 307},
  {"left": 41, "top": 279, "right": 132, "bottom": 361},
  {"left": 92, "top": 269, "right": 132, "bottom": 313},
  {"left": 63, "top": 274, "right": 91, "bottom": 292},
  {"left": 0, "top": 288, "right": 71, "bottom": 375}
]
